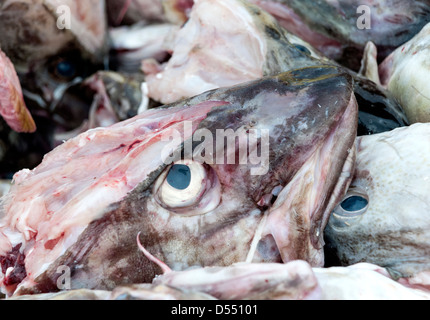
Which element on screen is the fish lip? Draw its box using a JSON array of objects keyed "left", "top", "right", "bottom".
[{"left": 259, "top": 91, "right": 358, "bottom": 267}]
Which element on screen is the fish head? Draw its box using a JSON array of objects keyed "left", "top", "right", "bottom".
[
  {"left": 144, "top": 0, "right": 329, "bottom": 105},
  {"left": 325, "top": 123, "right": 430, "bottom": 277},
  {"left": 0, "top": 0, "right": 107, "bottom": 117},
  {"left": 378, "top": 23, "right": 430, "bottom": 123},
  {"left": 254, "top": 0, "right": 430, "bottom": 70},
  {"left": 50, "top": 71, "right": 149, "bottom": 146},
  {"left": 0, "top": 66, "right": 357, "bottom": 295}
]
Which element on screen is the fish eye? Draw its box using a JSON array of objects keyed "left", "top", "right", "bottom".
[
  {"left": 340, "top": 195, "right": 368, "bottom": 212},
  {"left": 293, "top": 44, "right": 311, "bottom": 55},
  {"left": 166, "top": 164, "right": 192, "bottom": 190},
  {"left": 333, "top": 189, "right": 369, "bottom": 218},
  {"left": 49, "top": 57, "right": 79, "bottom": 81},
  {"left": 154, "top": 160, "right": 221, "bottom": 215},
  {"left": 56, "top": 60, "right": 77, "bottom": 78}
]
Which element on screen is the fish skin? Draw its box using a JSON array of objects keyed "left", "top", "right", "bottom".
[
  {"left": 252, "top": 0, "right": 430, "bottom": 70},
  {"left": 109, "top": 23, "right": 178, "bottom": 74},
  {"left": 105, "top": 0, "right": 194, "bottom": 26},
  {"left": 144, "top": 0, "right": 325, "bottom": 105},
  {"left": 152, "top": 260, "right": 321, "bottom": 300},
  {"left": 10, "top": 262, "right": 430, "bottom": 300},
  {"left": 0, "top": 0, "right": 107, "bottom": 67},
  {"left": 128, "top": 262, "right": 430, "bottom": 300},
  {"left": 106, "top": 0, "right": 166, "bottom": 26},
  {"left": 378, "top": 23, "right": 430, "bottom": 124},
  {"left": 0, "top": 66, "right": 358, "bottom": 296},
  {"left": 325, "top": 123, "right": 430, "bottom": 278},
  {"left": 0, "top": 50, "right": 36, "bottom": 133},
  {"left": 313, "top": 263, "right": 430, "bottom": 300}
]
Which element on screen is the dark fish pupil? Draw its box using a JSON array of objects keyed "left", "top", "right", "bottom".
[
  {"left": 293, "top": 44, "right": 311, "bottom": 55},
  {"left": 56, "top": 60, "right": 76, "bottom": 78},
  {"left": 167, "top": 165, "right": 191, "bottom": 190},
  {"left": 340, "top": 196, "right": 368, "bottom": 212}
]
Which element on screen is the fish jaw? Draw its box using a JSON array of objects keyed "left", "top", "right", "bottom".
[{"left": 260, "top": 89, "right": 357, "bottom": 267}]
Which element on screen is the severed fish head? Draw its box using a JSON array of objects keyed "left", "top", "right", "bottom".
[
  {"left": 252, "top": 0, "right": 430, "bottom": 70},
  {"left": 0, "top": 66, "right": 357, "bottom": 296},
  {"left": 378, "top": 23, "right": 430, "bottom": 124},
  {"left": 325, "top": 123, "right": 430, "bottom": 278},
  {"left": 0, "top": 0, "right": 107, "bottom": 114},
  {"left": 0, "top": 0, "right": 109, "bottom": 177}
]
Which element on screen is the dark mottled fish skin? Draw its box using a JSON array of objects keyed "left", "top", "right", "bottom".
[
  {"left": 263, "top": 0, "right": 430, "bottom": 70},
  {"left": 12, "top": 66, "right": 357, "bottom": 295},
  {"left": 352, "top": 78, "right": 409, "bottom": 136}
]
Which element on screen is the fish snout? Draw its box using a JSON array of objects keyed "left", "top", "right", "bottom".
[{"left": 254, "top": 87, "right": 359, "bottom": 267}]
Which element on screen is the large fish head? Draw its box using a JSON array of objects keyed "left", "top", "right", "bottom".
[
  {"left": 325, "top": 123, "right": 430, "bottom": 277},
  {"left": 0, "top": 66, "right": 357, "bottom": 296}
]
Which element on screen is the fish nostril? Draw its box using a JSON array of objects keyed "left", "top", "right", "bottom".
[
  {"left": 257, "top": 185, "right": 283, "bottom": 207},
  {"left": 271, "top": 195, "right": 278, "bottom": 206},
  {"left": 256, "top": 235, "right": 282, "bottom": 263},
  {"left": 270, "top": 185, "right": 283, "bottom": 205}
]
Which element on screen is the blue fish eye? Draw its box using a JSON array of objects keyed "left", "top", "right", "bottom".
[
  {"left": 293, "top": 44, "right": 311, "bottom": 55},
  {"left": 340, "top": 195, "right": 368, "bottom": 212},
  {"left": 166, "top": 164, "right": 192, "bottom": 190},
  {"left": 56, "top": 60, "right": 77, "bottom": 78}
]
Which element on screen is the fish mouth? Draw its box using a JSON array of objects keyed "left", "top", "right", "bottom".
[{"left": 250, "top": 90, "right": 358, "bottom": 267}]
